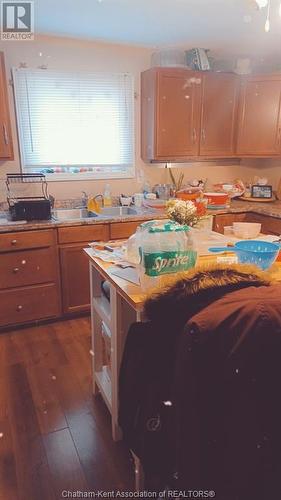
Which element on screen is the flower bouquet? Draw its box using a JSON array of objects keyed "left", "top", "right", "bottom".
[{"left": 166, "top": 198, "right": 210, "bottom": 227}]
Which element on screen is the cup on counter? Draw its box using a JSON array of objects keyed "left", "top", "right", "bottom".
[
  {"left": 120, "top": 196, "right": 132, "bottom": 206},
  {"left": 133, "top": 193, "right": 144, "bottom": 207}
]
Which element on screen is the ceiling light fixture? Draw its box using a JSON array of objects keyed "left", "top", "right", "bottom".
[
  {"left": 255, "top": 0, "right": 268, "bottom": 8},
  {"left": 254, "top": 0, "right": 281, "bottom": 32},
  {"left": 265, "top": 0, "right": 271, "bottom": 31}
]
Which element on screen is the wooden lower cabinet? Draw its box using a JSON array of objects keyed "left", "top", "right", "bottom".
[
  {"left": 57, "top": 224, "right": 108, "bottom": 244},
  {"left": 0, "top": 283, "right": 59, "bottom": 327},
  {"left": 245, "top": 213, "right": 281, "bottom": 235},
  {"left": 3, "top": 212, "right": 280, "bottom": 328},
  {"left": 0, "top": 228, "right": 61, "bottom": 329},
  {"left": 213, "top": 211, "right": 281, "bottom": 236},
  {"left": 58, "top": 223, "right": 108, "bottom": 314},
  {"left": 59, "top": 244, "right": 90, "bottom": 314},
  {"left": 110, "top": 220, "right": 143, "bottom": 239},
  {"left": 213, "top": 213, "right": 247, "bottom": 233},
  {"left": 0, "top": 247, "right": 57, "bottom": 290}
]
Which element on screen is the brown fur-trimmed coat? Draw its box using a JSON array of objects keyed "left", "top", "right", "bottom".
[{"left": 119, "top": 265, "right": 281, "bottom": 498}]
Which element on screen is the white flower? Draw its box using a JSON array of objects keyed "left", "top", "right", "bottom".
[{"left": 166, "top": 199, "right": 198, "bottom": 226}]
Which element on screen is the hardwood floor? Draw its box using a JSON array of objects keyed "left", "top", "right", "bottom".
[{"left": 0, "top": 317, "right": 134, "bottom": 500}]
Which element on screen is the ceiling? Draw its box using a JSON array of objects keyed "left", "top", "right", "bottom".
[{"left": 36, "top": 0, "right": 281, "bottom": 57}]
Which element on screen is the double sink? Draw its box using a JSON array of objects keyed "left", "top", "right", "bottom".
[{"left": 52, "top": 206, "right": 139, "bottom": 221}]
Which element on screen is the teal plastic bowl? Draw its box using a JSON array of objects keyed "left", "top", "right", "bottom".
[
  {"left": 209, "top": 240, "right": 280, "bottom": 270},
  {"left": 234, "top": 240, "right": 279, "bottom": 270}
]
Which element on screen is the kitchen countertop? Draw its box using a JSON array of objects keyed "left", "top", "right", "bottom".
[
  {"left": 0, "top": 207, "right": 166, "bottom": 233},
  {"left": 219, "top": 199, "right": 281, "bottom": 217},
  {"left": 1, "top": 199, "right": 281, "bottom": 233}
]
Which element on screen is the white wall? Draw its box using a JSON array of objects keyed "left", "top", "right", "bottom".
[{"left": 1, "top": 34, "right": 281, "bottom": 203}]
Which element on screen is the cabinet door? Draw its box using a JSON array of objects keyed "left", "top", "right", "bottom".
[
  {"left": 213, "top": 213, "right": 247, "bottom": 234},
  {"left": 200, "top": 73, "right": 238, "bottom": 157},
  {"left": 245, "top": 213, "right": 281, "bottom": 235},
  {"left": 237, "top": 76, "right": 281, "bottom": 156},
  {"left": 0, "top": 52, "right": 13, "bottom": 159},
  {"left": 156, "top": 70, "right": 202, "bottom": 159},
  {"left": 60, "top": 244, "right": 90, "bottom": 314}
]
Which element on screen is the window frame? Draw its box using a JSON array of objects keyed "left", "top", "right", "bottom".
[{"left": 12, "top": 68, "right": 136, "bottom": 182}]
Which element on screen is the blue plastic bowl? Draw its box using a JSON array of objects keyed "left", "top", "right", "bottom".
[{"left": 234, "top": 240, "right": 279, "bottom": 270}]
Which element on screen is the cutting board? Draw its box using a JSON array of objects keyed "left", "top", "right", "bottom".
[{"left": 239, "top": 196, "right": 275, "bottom": 203}]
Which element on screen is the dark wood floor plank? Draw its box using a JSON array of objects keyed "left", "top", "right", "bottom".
[
  {"left": 7, "top": 363, "right": 56, "bottom": 500},
  {"left": 11, "top": 325, "right": 68, "bottom": 370},
  {"left": 0, "top": 418, "right": 19, "bottom": 500},
  {"left": 68, "top": 408, "right": 134, "bottom": 491},
  {"left": 0, "top": 333, "right": 22, "bottom": 375},
  {"left": 0, "top": 317, "right": 134, "bottom": 499},
  {"left": 51, "top": 362, "right": 93, "bottom": 419},
  {"left": 26, "top": 363, "right": 68, "bottom": 435},
  {"left": 43, "top": 428, "right": 88, "bottom": 496},
  {"left": 54, "top": 321, "right": 93, "bottom": 399}
]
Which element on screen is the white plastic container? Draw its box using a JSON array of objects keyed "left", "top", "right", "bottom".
[
  {"left": 138, "top": 220, "right": 197, "bottom": 291},
  {"left": 232, "top": 222, "right": 261, "bottom": 239},
  {"left": 151, "top": 49, "right": 186, "bottom": 68}
]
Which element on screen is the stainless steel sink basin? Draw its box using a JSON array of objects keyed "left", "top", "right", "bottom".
[
  {"left": 52, "top": 208, "right": 95, "bottom": 220},
  {"left": 95, "top": 207, "right": 138, "bottom": 217},
  {"left": 52, "top": 206, "right": 139, "bottom": 220}
]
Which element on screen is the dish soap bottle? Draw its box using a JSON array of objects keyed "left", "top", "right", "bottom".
[{"left": 103, "top": 184, "right": 112, "bottom": 207}]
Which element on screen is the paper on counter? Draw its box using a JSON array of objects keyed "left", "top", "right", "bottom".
[{"left": 109, "top": 266, "right": 140, "bottom": 285}]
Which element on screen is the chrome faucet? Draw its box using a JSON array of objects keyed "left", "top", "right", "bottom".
[
  {"left": 81, "top": 191, "right": 88, "bottom": 207},
  {"left": 94, "top": 194, "right": 104, "bottom": 207}
]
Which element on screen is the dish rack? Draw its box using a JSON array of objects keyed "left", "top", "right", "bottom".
[{"left": 6, "top": 173, "right": 52, "bottom": 221}]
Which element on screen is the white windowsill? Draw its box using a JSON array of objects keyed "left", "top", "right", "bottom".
[{"left": 23, "top": 169, "right": 135, "bottom": 182}]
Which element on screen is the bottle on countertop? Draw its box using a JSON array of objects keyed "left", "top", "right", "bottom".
[
  {"left": 103, "top": 184, "right": 112, "bottom": 207},
  {"left": 142, "top": 180, "right": 151, "bottom": 197}
]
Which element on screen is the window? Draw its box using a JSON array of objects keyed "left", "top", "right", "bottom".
[{"left": 13, "top": 68, "right": 135, "bottom": 180}]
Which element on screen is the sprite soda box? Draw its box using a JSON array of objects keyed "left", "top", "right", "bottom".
[
  {"left": 138, "top": 220, "right": 197, "bottom": 288},
  {"left": 143, "top": 249, "right": 197, "bottom": 276}
]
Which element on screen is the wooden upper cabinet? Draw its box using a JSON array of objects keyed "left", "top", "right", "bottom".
[
  {"left": 237, "top": 75, "right": 281, "bottom": 156},
  {"left": 200, "top": 73, "right": 239, "bottom": 157},
  {"left": 0, "top": 52, "right": 13, "bottom": 160},
  {"left": 141, "top": 68, "right": 202, "bottom": 161}
]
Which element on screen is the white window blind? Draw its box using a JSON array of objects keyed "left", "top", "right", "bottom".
[{"left": 13, "top": 68, "right": 135, "bottom": 179}]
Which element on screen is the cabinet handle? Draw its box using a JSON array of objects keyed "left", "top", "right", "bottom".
[
  {"left": 11, "top": 239, "right": 17, "bottom": 246},
  {"left": 16, "top": 305, "right": 23, "bottom": 312},
  {"left": 13, "top": 267, "right": 19, "bottom": 273},
  {"left": 201, "top": 129, "right": 206, "bottom": 143},
  {"left": 192, "top": 128, "right": 197, "bottom": 144},
  {"left": 3, "top": 124, "right": 9, "bottom": 145},
  {"left": 277, "top": 127, "right": 281, "bottom": 146}
]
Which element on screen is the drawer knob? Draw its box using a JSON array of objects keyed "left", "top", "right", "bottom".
[
  {"left": 11, "top": 239, "right": 17, "bottom": 245},
  {"left": 13, "top": 267, "right": 19, "bottom": 273},
  {"left": 16, "top": 305, "right": 23, "bottom": 312}
]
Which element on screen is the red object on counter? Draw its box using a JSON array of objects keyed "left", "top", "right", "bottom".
[{"left": 203, "top": 192, "right": 229, "bottom": 206}]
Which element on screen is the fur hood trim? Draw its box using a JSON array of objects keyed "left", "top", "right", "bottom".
[{"left": 144, "top": 263, "right": 272, "bottom": 327}]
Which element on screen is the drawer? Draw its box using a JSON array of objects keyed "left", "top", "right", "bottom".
[
  {"left": 0, "top": 229, "right": 55, "bottom": 252},
  {"left": 0, "top": 248, "right": 57, "bottom": 290},
  {"left": 110, "top": 221, "right": 142, "bottom": 240},
  {"left": 0, "top": 283, "right": 60, "bottom": 327},
  {"left": 58, "top": 224, "right": 109, "bottom": 244}
]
